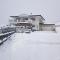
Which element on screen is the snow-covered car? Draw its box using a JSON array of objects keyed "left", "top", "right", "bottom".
[{"left": 24, "top": 29, "right": 31, "bottom": 33}]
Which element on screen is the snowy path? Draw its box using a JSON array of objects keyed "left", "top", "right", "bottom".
[{"left": 0, "top": 31, "right": 60, "bottom": 60}]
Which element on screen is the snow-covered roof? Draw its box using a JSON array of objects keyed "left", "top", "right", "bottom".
[
  {"left": 10, "top": 14, "right": 45, "bottom": 21},
  {"left": 19, "top": 14, "right": 28, "bottom": 17}
]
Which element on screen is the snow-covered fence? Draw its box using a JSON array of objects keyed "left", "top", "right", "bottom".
[
  {"left": 0, "top": 27, "right": 15, "bottom": 33},
  {"left": 0, "top": 27, "right": 15, "bottom": 45}
]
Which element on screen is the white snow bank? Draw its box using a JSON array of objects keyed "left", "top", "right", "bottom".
[
  {"left": 10, "top": 31, "right": 60, "bottom": 60},
  {"left": 0, "top": 31, "right": 60, "bottom": 60},
  {"left": 12, "top": 31, "right": 60, "bottom": 45}
]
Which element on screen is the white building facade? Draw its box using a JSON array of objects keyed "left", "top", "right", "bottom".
[{"left": 9, "top": 14, "right": 55, "bottom": 32}]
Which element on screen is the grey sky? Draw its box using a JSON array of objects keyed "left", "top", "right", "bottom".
[{"left": 0, "top": 0, "right": 60, "bottom": 25}]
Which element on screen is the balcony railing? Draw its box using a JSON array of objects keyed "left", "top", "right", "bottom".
[{"left": 9, "top": 19, "right": 32, "bottom": 24}]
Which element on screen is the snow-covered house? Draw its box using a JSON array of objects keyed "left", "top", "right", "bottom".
[{"left": 9, "top": 14, "right": 55, "bottom": 32}]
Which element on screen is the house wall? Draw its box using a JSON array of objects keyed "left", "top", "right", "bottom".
[
  {"left": 32, "top": 16, "right": 43, "bottom": 31},
  {"left": 35, "top": 16, "right": 40, "bottom": 30}
]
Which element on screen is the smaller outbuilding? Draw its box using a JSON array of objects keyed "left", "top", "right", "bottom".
[{"left": 39, "top": 23, "right": 55, "bottom": 31}]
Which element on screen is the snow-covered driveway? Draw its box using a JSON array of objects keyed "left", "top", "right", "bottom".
[{"left": 0, "top": 31, "right": 60, "bottom": 60}]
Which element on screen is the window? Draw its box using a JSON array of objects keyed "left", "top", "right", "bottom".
[
  {"left": 18, "top": 18, "right": 20, "bottom": 22},
  {"left": 30, "top": 18, "right": 35, "bottom": 20},
  {"left": 22, "top": 20, "right": 25, "bottom": 22},
  {"left": 32, "top": 25, "right": 35, "bottom": 27},
  {"left": 15, "top": 20, "right": 17, "bottom": 22},
  {"left": 23, "top": 17, "right": 28, "bottom": 20},
  {"left": 18, "top": 20, "right": 20, "bottom": 22}
]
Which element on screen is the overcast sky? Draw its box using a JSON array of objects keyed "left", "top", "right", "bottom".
[{"left": 0, "top": 0, "right": 60, "bottom": 25}]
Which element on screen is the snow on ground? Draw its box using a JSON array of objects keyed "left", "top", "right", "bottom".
[{"left": 0, "top": 31, "right": 60, "bottom": 60}]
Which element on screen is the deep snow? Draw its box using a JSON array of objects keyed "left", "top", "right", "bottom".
[{"left": 0, "top": 29, "right": 60, "bottom": 60}]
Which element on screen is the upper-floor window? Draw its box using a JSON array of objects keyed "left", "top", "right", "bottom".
[
  {"left": 30, "top": 17, "right": 35, "bottom": 20},
  {"left": 23, "top": 17, "right": 28, "bottom": 20},
  {"left": 21, "top": 20, "right": 25, "bottom": 22},
  {"left": 14, "top": 20, "right": 17, "bottom": 22}
]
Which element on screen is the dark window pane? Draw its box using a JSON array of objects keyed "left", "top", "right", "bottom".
[
  {"left": 23, "top": 18, "right": 28, "bottom": 20},
  {"left": 30, "top": 18, "right": 35, "bottom": 20}
]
